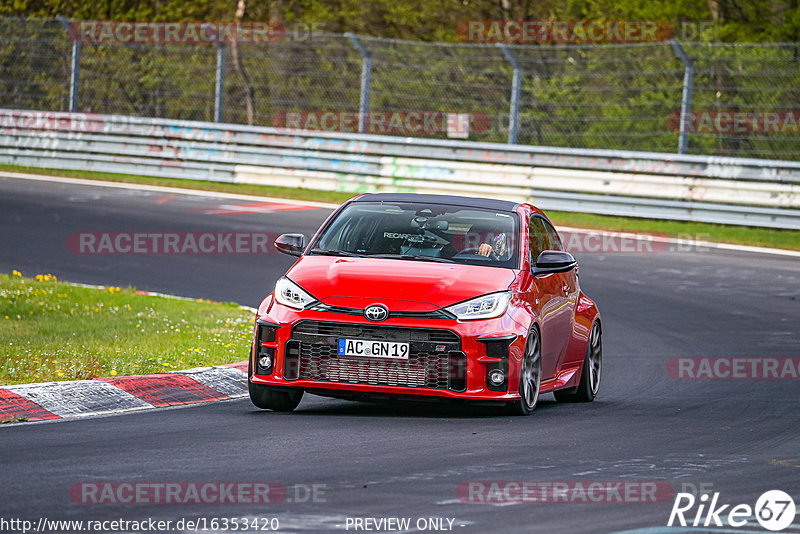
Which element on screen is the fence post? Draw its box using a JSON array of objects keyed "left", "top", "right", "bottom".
[
  {"left": 56, "top": 17, "right": 81, "bottom": 112},
  {"left": 669, "top": 40, "right": 695, "bottom": 155},
  {"left": 497, "top": 44, "right": 522, "bottom": 145},
  {"left": 346, "top": 33, "right": 372, "bottom": 134},
  {"left": 214, "top": 43, "right": 226, "bottom": 123}
]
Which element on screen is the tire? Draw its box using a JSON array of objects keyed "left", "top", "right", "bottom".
[
  {"left": 555, "top": 320, "right": 602, "bottom": 403},
  {"left": 505, "top": 327, "right": 541, "bottom": 416},
  {"left": 248, "top": 357, "right": 304, "bottom": 411}
]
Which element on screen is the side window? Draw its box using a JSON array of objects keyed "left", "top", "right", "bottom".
[
  {"left": 528, "top": 216, "right": 549, "bottom": 261},
  {"left": 542, "top": 219, "right": 564, "bottom": 252}
]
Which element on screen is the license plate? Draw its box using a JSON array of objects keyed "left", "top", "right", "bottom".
[{"left": 337, "top": 338, "right": 409, "bottom": 359}]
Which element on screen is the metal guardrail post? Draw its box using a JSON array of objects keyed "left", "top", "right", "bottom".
[
  {"left": 346, "top": 33, "right": 372, "bottom": 134},
  {"left": 497, "top": 43, "right": 522, "bottom": 145},
  {"left": 68, "top": 42, "right": 82, "bottom": 112},
  {"left": 214, "top": 43, "right": 226, "bottom": 123},
  {"left": 669, "top": 40, "right": 695, "bottom": 155},
  {"left": 56, "top": 17, "right": 81, "bottom": 112}
]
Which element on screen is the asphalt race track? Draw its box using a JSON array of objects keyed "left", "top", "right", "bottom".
[{"left": 1, "top": 175, "right": 799, "bottom": 534}]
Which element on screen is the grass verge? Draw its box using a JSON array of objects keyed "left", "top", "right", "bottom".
[
  {"left": 1, "top": 163, "right": 799, "bottom": 251},
  {"left": 0, "top": 271, "right": 253, "bottom": 386}
]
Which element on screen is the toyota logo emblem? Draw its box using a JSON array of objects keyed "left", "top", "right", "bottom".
[{"left": 364, "top": 305, "right": 389, "bottom": 322}]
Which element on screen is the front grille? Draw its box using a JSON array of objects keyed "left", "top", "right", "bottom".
[
  {"left": 308, "top": 303, "right": 455, "bottom": 320},
  {"left": 293, "top": 321, "right": 459, "bottom": 344},
  {"left": 285, "top": 321, "right": 465, "bottom": 391}
]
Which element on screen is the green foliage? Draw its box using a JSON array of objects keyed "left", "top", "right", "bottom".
[{"left": 4, "top": 0, "right": 799, "bottom": 44}]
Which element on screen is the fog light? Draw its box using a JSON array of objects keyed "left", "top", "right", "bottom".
[
  {"left": 488, "top": 369, "right": 506, "bottom": 386},
  {"left": 259, "top": 355, "right": 272, "bottom": 369}
]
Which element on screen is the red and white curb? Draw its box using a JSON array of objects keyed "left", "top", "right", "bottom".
[
  {"left": 0, "top": 283, "right": 257, "bottom": 424},
  {"left": 0, "top": 361, "right": 249, "bottom": 423}
]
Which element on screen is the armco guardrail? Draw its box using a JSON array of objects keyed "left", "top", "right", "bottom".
[{"left": 1, "top": 109, "right": 799, "bottom": 229}]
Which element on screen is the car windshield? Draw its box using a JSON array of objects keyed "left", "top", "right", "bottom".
[{"left": 310, "top": 201, "right": 520, "bottom": 268}]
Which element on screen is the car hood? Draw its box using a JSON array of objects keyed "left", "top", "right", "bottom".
[{"left": 285, "top": 256, "right": 517, "bottom": 312}]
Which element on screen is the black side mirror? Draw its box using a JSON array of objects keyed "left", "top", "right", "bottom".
[
  {"left": 533, "top": 250, "right": 577, "bottom": 275},
  {"left": 274, "top": 233, "right": 306, "bottom": 257}
]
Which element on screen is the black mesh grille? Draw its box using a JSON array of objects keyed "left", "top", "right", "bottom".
[{"left": 285, "top": 321, "right": 465, "bottom": 391}]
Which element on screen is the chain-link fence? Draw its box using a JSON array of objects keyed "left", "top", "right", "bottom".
[{"left": 2, "top": 18, "right": 799, "bottom": 160}]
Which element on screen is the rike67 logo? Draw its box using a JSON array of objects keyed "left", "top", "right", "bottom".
[{"left": 668, "top": 490, "right": 796, "bottom": 531}]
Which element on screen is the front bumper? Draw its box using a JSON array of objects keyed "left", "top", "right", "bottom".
[{"left": 250, "top": 299, "right": 529, "bottom": 401}]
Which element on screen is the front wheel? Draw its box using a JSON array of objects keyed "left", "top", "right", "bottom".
[
  {"left": 249, "top": 381, "right": 304, "bottom": 411},
  {"left": 555, "top": 320, "right": 602, "bottom": 403},
  {"left": 248, "top": 357, "right": 303, "bottom": 411},
  {"left": 505, "top": 327, "right": 541, "bottom": 416}
]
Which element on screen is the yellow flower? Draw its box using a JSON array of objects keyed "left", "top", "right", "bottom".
[
  {"left": 57, "top": 370, "right": 64, "bottom": 377},
  {"left": 12, "top": 270, "right": 22, "bottom": 277},
  {"left": 110, "top": 370, "right": 117, "bottom": 376}
]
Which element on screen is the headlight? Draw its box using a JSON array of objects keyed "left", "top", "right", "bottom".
[
  {"left": 274, "top": 277, "right": 317, "bottom": 309},
  {"left": 445, "top": 292, "right": 512, "bottom": 320}
]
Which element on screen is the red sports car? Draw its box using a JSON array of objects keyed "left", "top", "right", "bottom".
[{"left": 249, "top": 193, "right": 601, "bottom": 415}]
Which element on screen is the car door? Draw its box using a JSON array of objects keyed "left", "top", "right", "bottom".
[
  {"left": 541, "top": 218, "right": 579, "bottom": 371},
  {"left": 529, "top": 216, "right": 575, "bottom": 380}
]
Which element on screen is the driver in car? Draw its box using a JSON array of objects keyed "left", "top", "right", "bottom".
[{"left": 477, "top": 232, "right": 507, "bottom": 257}]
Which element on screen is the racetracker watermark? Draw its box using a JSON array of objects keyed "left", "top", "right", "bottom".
[
  {"left": 69, "top": 482, "right": 326, "bottom": 505},
  {"left": 272, "top": 111, "right": 490, "bottom": 136},
  {"left": 0, "top": 110, "right": 179, "bottom": 135},
  {"left": 456, "top": 481, "right": 674, "bottom": 504},
  {"left": 558, "top": 230, "right": 711, "bottom": 254},
  {"left": 0, "top": 110, "right": 103, "bottom": 133},
  {"left": 67, "top": 232, "right": 282, "bottom": 255},
  {"left": 457, "top": 20, "right": 673, "bottom": 43},
  {"left": 68, "top": 21, "right": 287, "bottom": 44},
  {"left": 667, "top": 110, "right": 800, "bottom": 134},
  {"left": 0, "top": 517, "right": 281, "bottom": 533},
  {"left": 667, "top": 357, "right": 800, "bottom": 380}
]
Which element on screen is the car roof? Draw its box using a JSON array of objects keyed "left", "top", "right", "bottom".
[{"left": 351, "top": 193, "right": 520, "bottom": 212}]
